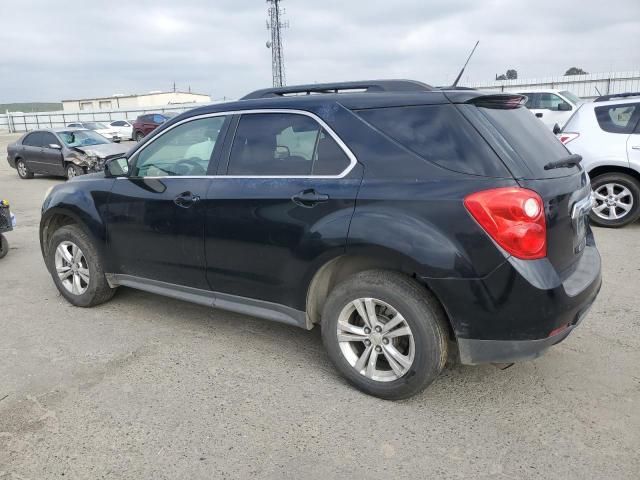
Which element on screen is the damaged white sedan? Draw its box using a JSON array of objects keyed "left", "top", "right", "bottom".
[{"left": 6, "top": 128, "right": 130, "bottom": 179}]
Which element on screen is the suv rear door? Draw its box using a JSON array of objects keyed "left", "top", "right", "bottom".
[
  {"left": 463, "top": 99, "right": 592, "bottom": 275},
  {"left": 203, "top": 111, "right": 362, "bottom": 312}
]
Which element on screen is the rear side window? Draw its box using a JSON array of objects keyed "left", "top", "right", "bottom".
[
  {"left": 356, "top": 105, "right": 507, "bottom": 177},
  {"left": 594, "top": 104, "right": 639, "bottom": 134},
  {"left": 478, "top": 106, "right": 570, "bottom": 179},
  {"left": 227, "top": 113, "right": 350, "bottom": 176},
  {"left": 22, "top": 132, "right": 42, "bottom": 146}
]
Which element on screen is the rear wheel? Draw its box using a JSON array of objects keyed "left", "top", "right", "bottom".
[
  {"left": 16, "top": 159, "right": 34, "bottom": 179},
  {"left": 321, "top": 270, "right": 448, "bottom": 400},
  {"left": 590, "top": 173, "right": 640, "bottom": 228},
  {"left": 0, "top": 234, "right": 8, "bottom": 259},
  {"left": 46, "top": 225, "right": 116, "bottom": 307}
]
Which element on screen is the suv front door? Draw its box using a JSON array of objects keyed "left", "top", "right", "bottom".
[
  {"left": 203, "top": 111, "right": 362, "bottom": 312},
  {"left": 39, "top": 132, "right": 65, "bottom": 176},
  {"left": 106, "top": 115, "right": 230, "bottom": 289}
]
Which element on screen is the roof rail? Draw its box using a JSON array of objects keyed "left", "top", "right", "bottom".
[
  {"left": 594, "top": 92, "right": 640, "bottom": 102},
  {"left": 241, "top": 79, "right": 433, "bottom": 100}
]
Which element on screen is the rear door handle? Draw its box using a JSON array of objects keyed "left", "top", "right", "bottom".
[
  {"left": 291, "top": 189, "right": 329, "bottom": 208},
  {"left": 632, "top": 146, "right": 640, "bottom": 150},
  {"left": 174, "top": 191, "right": 201, "bottom": 208},
  {"left": 535, "top": 112, "right": 544, "bottom": 118}
]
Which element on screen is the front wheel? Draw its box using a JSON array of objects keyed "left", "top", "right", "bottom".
[
  {"left": 321, "top": 270, "right": 448, "bottom": 400},
  {"left": 46, "top": 225, "right": 116, "bottom": 307},
  {"left": 590, "top": 173, "right": 640, "bottom": 228},
  {"left": 135, "top": 131, "right": 144, "bottom": 142},
  {"left": 66, "top": 164, "right": 84, "bottom": 179}
]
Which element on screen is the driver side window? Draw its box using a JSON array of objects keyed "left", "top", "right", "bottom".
[{"left": 132, "top": 116, "right": 227, "bottom": 177}]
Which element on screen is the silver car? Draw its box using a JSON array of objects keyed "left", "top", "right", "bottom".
[
  {"left": 6, "top": 128, "right": 130, "bottom": 180},
  {"left": 559, "top": 94, "right": 640, "bottom": 227}
]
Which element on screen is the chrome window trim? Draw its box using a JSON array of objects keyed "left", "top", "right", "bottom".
[{"left": 123, "top": 108, "right": 358, "bottom": 180}]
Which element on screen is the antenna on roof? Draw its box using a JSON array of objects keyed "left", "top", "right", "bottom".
[{"left": 451, "top": 40, "right": 479, "bottom": 88}]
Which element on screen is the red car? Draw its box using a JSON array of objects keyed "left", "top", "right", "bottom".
[{"left": 132, "top": 113, "right": 177, "bottom": 141}]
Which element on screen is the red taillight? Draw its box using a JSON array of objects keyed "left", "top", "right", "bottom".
[
  {"left": 558, "top": 132, "right": 579, "bottom": 144},
  {"left": 464, "top": 187, "right": 547, "bottom": 260}
]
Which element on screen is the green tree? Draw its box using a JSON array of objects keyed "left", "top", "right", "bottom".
[
  {"left": 564, "top": 67, "right": 588, "bottom": 76},
  {"left": 506, "top": 69, "right": 518, "bottom": 80}
]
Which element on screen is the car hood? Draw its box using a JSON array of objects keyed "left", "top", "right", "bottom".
[{"left": 72, "top": 143, "right": 129, "bottom": 158}]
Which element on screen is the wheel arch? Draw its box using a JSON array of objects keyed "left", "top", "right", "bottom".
[
  {"left": 304, "top": 251, "right": 455, "bottom": 340},
  {"left": 40, "top": 208, "right": 105, "bottom": 263},
  {"left": 588, "top": 165, "right": 640, "bottom": 184}
]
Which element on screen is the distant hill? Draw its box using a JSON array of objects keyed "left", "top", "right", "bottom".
[{"left": 0, "top": 102, "right": 62, "bottom": 113}]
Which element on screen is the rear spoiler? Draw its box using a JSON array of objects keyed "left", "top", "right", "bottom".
[{"left": 465, "top": 94, "right": 526, "bottom": 109}]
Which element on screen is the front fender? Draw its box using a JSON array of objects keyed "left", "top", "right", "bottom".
[{"left": 40, "top": 178, "right": 115, "bottom": 266}]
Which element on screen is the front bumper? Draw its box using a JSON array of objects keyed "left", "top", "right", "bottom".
[{"left": 426, "top": 239, "right": 602, "bottom": 365}]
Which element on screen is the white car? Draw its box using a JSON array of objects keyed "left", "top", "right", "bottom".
[
  {"left": 558, "top": 93, "right": 640, "bottom": 227},
  {"left": 66, "top": 122, "right": 121, "bottom": 142},
  {"left": 516, "top": 89, "right": 583, "bottom": 130},
  {"left": 108, "top": 120, "right": 134, "bottom": 141}
]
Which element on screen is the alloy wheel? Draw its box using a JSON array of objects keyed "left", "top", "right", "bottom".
[
  {"left": 336, "top": 297, "right": 415, "bottom": 382},
  {"left": 67, "top": 166, "right": 77, "bottom": 178},
  {"left": 54, "top": 241, "right": 90, "bottom": 295},
  {"left": 17, "top": 161, "right": 27, "bottom": 177},
  {"left": 592, "top": 183, "right": 633, "bottom": 221}
]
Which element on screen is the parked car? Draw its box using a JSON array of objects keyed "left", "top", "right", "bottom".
[
  {"left": 516, "top": 89, "right": 583, "bottom": 130},
  {"left": 7, "top": 128, "right": 129, "bottom": 179},
  {"left": 66, "top": 122, "right": 121, "bottom": 142},
  {"left": 558, "top": 93, "right": 640, "bottom": 227},
  {"left": 132, "top": 113, "right": 176, "bottom": 141},
  {"left": 40, "top": 80, "right": 601, "bottom": 399},
  {"left": 108, "top": 120, "right": 134, "bottom": 141}
]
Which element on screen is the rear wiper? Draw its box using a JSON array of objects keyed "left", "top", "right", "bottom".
[{"left": 543, "top": 154, "right": 582, "bottom": 170}]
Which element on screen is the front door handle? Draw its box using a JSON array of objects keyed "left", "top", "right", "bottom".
[
  {"left": 632, "top": 146, "right": 640, "bottom": 150},
  {"left": 291, "top": 189, "right": 329, "bottom": 208},
  {"left": 174, "top": 191, "right": 201, "bottom": 208},
  {"left": 535, "top": 112, "right": 544, "bottom": 118}
]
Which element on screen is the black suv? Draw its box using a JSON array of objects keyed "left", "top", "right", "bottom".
[{"left": 40, "top": 80, "right": 601, "bottom": 399}]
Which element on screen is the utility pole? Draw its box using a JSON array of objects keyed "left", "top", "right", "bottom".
[{"left": 266, "top": 0, "right": 288, "bottom": 87}]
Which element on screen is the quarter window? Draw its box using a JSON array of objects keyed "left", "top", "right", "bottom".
[
  {"left": 133, "top": 116, "right": 227, "bottom": 177},
  {"left": 227, "top": 113, "right": 350, "bottom": 176},
  {"left": 595, "top": 104, "right": 639, "bottom": 134}
]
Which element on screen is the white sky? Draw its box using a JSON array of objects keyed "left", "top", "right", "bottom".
[{"left": 0, "top": 0, "right": 638, "bottom": 102}]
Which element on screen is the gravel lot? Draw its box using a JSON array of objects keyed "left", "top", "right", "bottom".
[{"left": 1, "top": 132, "right": 639, "bottom": 479}]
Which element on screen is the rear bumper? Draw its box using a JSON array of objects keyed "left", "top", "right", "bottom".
[
  {"left": 426, "top": 239, "right": 601, "bottom": 365},
  {"left": 456, "top": 296, "right": 595, "bottom": 364}
]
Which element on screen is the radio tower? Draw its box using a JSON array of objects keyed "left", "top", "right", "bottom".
[{"left": 266, "top": 0, "right": 288, "bottom": 87}]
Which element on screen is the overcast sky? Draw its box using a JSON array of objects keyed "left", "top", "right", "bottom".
[{"left": 1, "top": 0, "right": 638, "bottom": 103}]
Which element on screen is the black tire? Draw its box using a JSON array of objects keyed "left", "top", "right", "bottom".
[
  {"left": 321, "top": 270, "right": 448, "bottom": 400},
  {"left": 66, "top": 164, "right": 84, "bottom": 179},
  {"left": 0, "top": 234, "right": 8, "bottom": 259},
  {"left": 46, "top": 225, "right": 116, "bottom": 307},
  {"left": 16, "top": 159, "right": 34, "bottom": 179},
  {"left": 589, "top": 173, "right": 640, "bottom": 228},
  {"left": 135, "top": 131, "right": 144, "bottom": 142}
]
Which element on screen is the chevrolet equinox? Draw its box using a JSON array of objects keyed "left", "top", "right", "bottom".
[{"left": 39, "top": 80, "right": 602, "bottom": 399}]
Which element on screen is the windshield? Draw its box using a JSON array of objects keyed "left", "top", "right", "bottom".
[
  {"left": 58, "top": 130, "right": 110, "bottom": 147},
  {"left": 560, "top": 90, "right": 582, "bottom": 104},
  {"left": 83, "top": 122, "right": 108, "bottom": 130}
]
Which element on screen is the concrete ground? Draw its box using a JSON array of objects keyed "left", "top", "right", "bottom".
[{"left": 0, "top": 132, "right": 638, "bottom": 479}]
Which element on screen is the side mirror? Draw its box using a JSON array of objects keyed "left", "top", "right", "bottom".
[
  {"left": 557, "top": 102, "right": 572, "bottom": 111},
  {"left": 552, "top": 123, "right": 562, "bottom": 135},
  {"left": 49, "top": 143, "right": 62, "bottom": 150},
  {"left": 104, "top": 156, "right": 129, "bottom": 177}
]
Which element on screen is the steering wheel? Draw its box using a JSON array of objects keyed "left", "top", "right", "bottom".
[{"left": 174, "top": 157, "right": 207, "bottom": 176}]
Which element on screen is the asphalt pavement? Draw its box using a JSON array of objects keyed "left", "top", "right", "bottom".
[{"left": 0, "top": 132, "right": 638, "bottom": 479}]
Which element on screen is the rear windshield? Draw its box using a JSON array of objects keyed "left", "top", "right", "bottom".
[
  {"left": 477, "top": 106, "right": 573, "bottom": 179},
  {"left": 356, "top": 105, "right": 508, "bottom": 177}
]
